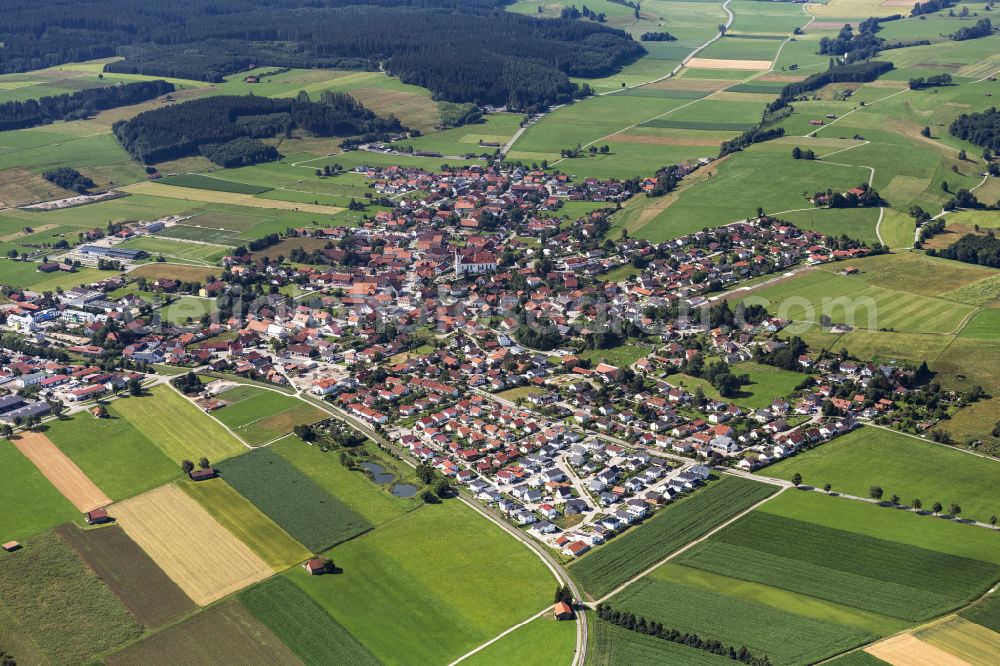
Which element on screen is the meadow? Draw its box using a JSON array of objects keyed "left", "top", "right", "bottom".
[
  {"left": 239, "top": 577, "right": 381, "bottom": 666},
  {"left": 113, "top": 387, "right": 246, "bottom": 463},
  {"left": 610, "top": 573, "right": 876, "bottom": 665},
  {"left": 462, "top": 614, "right": 576, "bottom": 666},
  {"left": 44, "top": 411, "right": 180, "bottom": 502},
  {"left": 668, "top": 361, "right": 804, "bottom": 409},
  {"left": 104, "top": 600, "right": 300, "bottom": 666},
  {"left": 0, "top": 530, "right": 143, "bottom": 665},
  {"left": 767, "top": 426, "right": 1000, "bottom": 524},
  {"left": 121, "top": 237, "right": 232, "bottom": 263},
  {"left": 288, "top": 500, "right": 553, "bottom": 665},
  {"left": 272, "top": 435, "right": 418, "bottom": 527},
  {"left": 0, "top": 438, "right": 78, "bottom": 542},
  {"left": 569, "top": 475, "right": 778, "bottom": 599},
  {"left": 55, "top": 523, "right": 196, "bottom": 629},
  {"left": 216, "top": 448, "right": 372, "bottom": 552},
  {"left": 180, "top": 478, "right": 311, "bottom": 571}
]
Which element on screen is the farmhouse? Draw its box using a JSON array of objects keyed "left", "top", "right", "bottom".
[
  {"left": 304, "top": 558, "right": 333, "bottom": 575},
  {"left": 189, "top": 467, "right": 217, "bottom": 481},
  {"left": 554, "top": 601, "right": 574, "bottom": 620},
  {"left": 2, "top": 541, "right": 20, "bottom": 552},
  {"left": 86, "top": 508, "right": 112, "bottom": 525}
]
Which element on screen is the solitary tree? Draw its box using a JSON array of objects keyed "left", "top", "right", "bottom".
[
  {"left": 932, "top": 502, "right": 943, "bottom": 516},
  {"left": 949, "top": 503, "right": 962, "bottom": 518},
  {"left": 869, "top": 486, "right": 884, "bottom": 501},
  {"left": 920, "top": 126, "right": 931, "bottom": 138},
  {"left": 434, "top": 478, "right": 451, "bottom": 499},
  {"left": 911, "top": 498, "right": 923, "bottom": 512},
  {"left": 199, "top": 457, "right": 210, "bottom": 470},
  {"left": 181, "top": 459, "right": 195, "bottom": 475},
  {"left": 991, "top": 516, "right": 998, "bottom": 529},
  {"left": 890, "top": 494, "right": 900, "bottom": 506},
  {"left": 791, "top": 472, "right": 802, "bottom": 487},
  {"left": 823, "top": 483, "right": 832, "bottom": 494},
  {"left": 127, "top": 377, "right": 142, "bottom": 396}
]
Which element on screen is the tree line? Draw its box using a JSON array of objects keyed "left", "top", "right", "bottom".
[
  {"left": 113, "top": 91, "right": 402, "bottom": 163},
  {"left": 595, "top": 604, "right": 774, "bottom": 666},
  {"left": 43, "top": 167, "right": 95, "bottom": 194},
  {"left": 0, "top": 80, "right": 173, "bottom": 132},
  {"left": 928, "top": 231, "right": 1000, "bottom": 267},
  {"left": 767, "top": 60, "right": 894, "bottom": 114},
  {"left": 950, "top": 107, "right": 1000, "bottom": 152},
  {"left": 0, "top": 0, "right": 642, "bottom": 111}
]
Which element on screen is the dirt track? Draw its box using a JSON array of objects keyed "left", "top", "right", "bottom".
[{"left": 13, "top": 431, "right": 110, "bottom": 512}]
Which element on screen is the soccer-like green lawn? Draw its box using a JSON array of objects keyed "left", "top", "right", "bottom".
[
  {"left": 113, "top": 386, "right": 246, "bottom": 463},
  {"left": 767, "top": 426, "right": 1000, "bottom": 524},
  {"left": 214, "top": 387, "right": 326, "bottom": 446},
  {"left": 44, "top": 412, "right": 180, "bottom": 502},
  {"left": 288, "top": 500, "right": 553, "bottom": 665},
  {"left": 462, "top": 615, "right": 577, "bottom": 666}
]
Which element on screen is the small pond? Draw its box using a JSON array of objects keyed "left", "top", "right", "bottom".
[
  {"left": 360, "top": 461, "right": 395, "bottom": 485},
  {"left": 391, "top": 483, "right": 418, "bottom": 498}
]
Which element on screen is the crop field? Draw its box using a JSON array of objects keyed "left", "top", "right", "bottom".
[
  {"left": 760, "top": 489, "right": 1000, "bottom": 567},
  {"left": 121, "top": 181, "right": 346, "bottom": 215},
  {"left": 55, "top": 523, "right": 196, "bottom": 628},
  {"left": 0, "top": 530, "right": 143, "bottom": 665},
  {"left": 610, "top": 573, "right": 875, "bottom": 665},
  {"left": 289, "top": 500, "right": 553, "bottom": 665},
  {"left": 216, "top": 448, "right": 372, "bottom": 552},
  {"left": 239, "top": 577, "right": 381, "bottom": 666},
  {"left": 104, "top": 599, "right": 300, "bottom": 666},
  {"left": 214, "top": 386, "right": 327, "bottom": 446},
  {"left": 915, "top": 616, "right": 1000, "bottom": 666},
  {"left": 961, "top": 589, "right": 1000, "bottom": 633},
  {"left": 569, "top": 475, "right": 778, "bottom": 599},
  {"left": 677, "top": 509, "right": 1000, "bottom": 621},
  {"left": 113, "top": 387, "right": 246, "bottom": 463},
  {"left": 272, "top": 435, "right": 417, "bottom": 526},
  {"left": 129, "top": 262, "right": 221, "bottom": 283},
  {"left": 825, "top": 653, "right": 890, "bottom": 666},
  {"left": 865, "top": 633, "right": 968, "bottom": 666},
  {"left": 112, "top": 484, "right": 273, "bottom": 606},
  {"left": 589, "top": 618, "right": 735, "bottom": 666},
  {"left": 464, "top": 614, "right": 576, "bottom": 666},
  {"left": 159, "top": 173, "right": 272, "bottom": 194},
  {"left": 180, "top": 478, "right": 310, "bottom": 571},
  {"left": 12, "top": 430, "right": 111, "bottom": 513},
  {"left": 44, "top": 412, "right": 179, "bottom": 502},
  {"left": 0, "top": 439, "right": 78, "bottom": 542},
  {"left": 767, "top": 427, "right": 1000, "bottom": 524}
]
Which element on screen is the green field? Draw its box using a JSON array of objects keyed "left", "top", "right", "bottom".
[
  {"left": 960, "top": 588, "right": 1000, "bottom": 634},
  {"left": 610, "top": 573, "right": 875, "bottom": 666},
  {"left": 55, "top": 523, "right": 195, "bottom": 629},
  {"left": 675, "top": 510, "right": 1000, "bottom": 621},
  {"left": 288, "top": 500, "right": 553, "bottom": 665},
  {"left": 570, "top": 476, "right": 778, "bottom": 599},
  {"left": 239, "top": 577, "right": 381, "bottom": 666},
  {"left": 668, "top": 361, "right": 804, "bottom": 409},
  {"left": 113, "top": 387, "right": 246, "bottom": 463},
  {"left": 180, "top": 478, "right": 311, "bottom": 570},
  {"left": 217, "top": 448, "right": 372, "bottom": 552},
  {"left": 0, "top": 439, "right": 78, "bottom": 542},
  {"left": 0, "top": 530, "right": 143, "bottom": 665},
  {"left": 214, "top": 386, "right": 327, "bottom": 446},
  {"left": 120, "top": 236, "right": 232, "bottom": 263},
  {"left": 159, "top": 173, "right": 272, "bottom": 194},
  {"left": 104, "top": 599, "right": 300, "bottom": 666},
  {"left": 272, "top": 435, "right": 418, "bottom": 526},
  {"left": 588, "top": 618, "right": 736, "bottom": 666},
  {"left": 767, "top": 426, "right": 1000, "bottom": 524},
  {"left": 463, "top": 614, "right": 576, "bottom": 666},
  {"left": 44, "top": 411, "right": 180, "bottom": 502},
  {"left": 959, "top": 309, "right": 1000, "bottom": 340}
]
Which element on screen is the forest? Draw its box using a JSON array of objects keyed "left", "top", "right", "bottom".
[
  {"left": 113, "top": 91, "right": 402, "bottom": 163},
  {"left": 767, "top": 60, "right": 894, "bottom": 113},
  {"left": 0, "top": 80, "right": 174, "bottom": 132},
  {"left": 929, "top": 232, "right": 1000, "bottom": 268},
  {"left": 0, "top": 0, "right": 642, "bottom": 110},
  {"left": 949, "top": 108, "right": 1000, "bottom": 151}
]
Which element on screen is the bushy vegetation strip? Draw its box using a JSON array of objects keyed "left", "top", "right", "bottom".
[{"left": 0, "top": 80, "right": 173, "bottom": 131}]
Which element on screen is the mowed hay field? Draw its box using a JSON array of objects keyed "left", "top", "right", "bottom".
[
  {"left": 180, "top": 478, "right": 311, "bottom": 571},
  {"left": 217, "top": 448, "right": 372, "bottom": 553},
  {"left": 111, "top": 484, "right": 272, "bottom": 606},
  {"left": 239, "top": 577, "right": 381, "bottom": 666},
  {"left": 463, "top": 614, "right": 577, "bottom": 666},
  {"left": 55, "top": 523, "right": 196, "bottom": 629},
  {"left": 113, "top": 387, "right": 246, "bottom": 462},
  {"left": 104, "top": 599, "right": 300, "bottom": 666},
  {"left": 767, "top": 427, "right": 1000, "bottom": 524},
  {"left": 0, "top": 530, "right": 143, "bottom": 665},
  {"left": 915, "top": 616, "right": 1000, "bottom": 666},
  {"left": 12, "top": 430, "right": 111, "bottom": 513},
  {"left": 570, "top": 476, "right": 779, "bottom": 599},
  {"left": 865, "top": 633, "right": 969, "bottom": 666},
  {"left": 213, "top": 386, "right": 326, "bottom": 446},
  {"left": 288, "top": 500, "right": 553, "bottom": 665},
  {"left": 0, "top": 439, "right": 78, "bottom": 542},
  {"left": 120, "top": 180, "right": 345, "bottom": 215}
]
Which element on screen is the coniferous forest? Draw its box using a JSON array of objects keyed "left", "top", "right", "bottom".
[
  {"left": 0, "top": 80, "right": 174, "bottom": 132},
  {"left": 0, "top": 0, "right": 643, "bottom": 109},
  {"left": 113, "top": 92, "right": 403, "bottom": 163}
]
